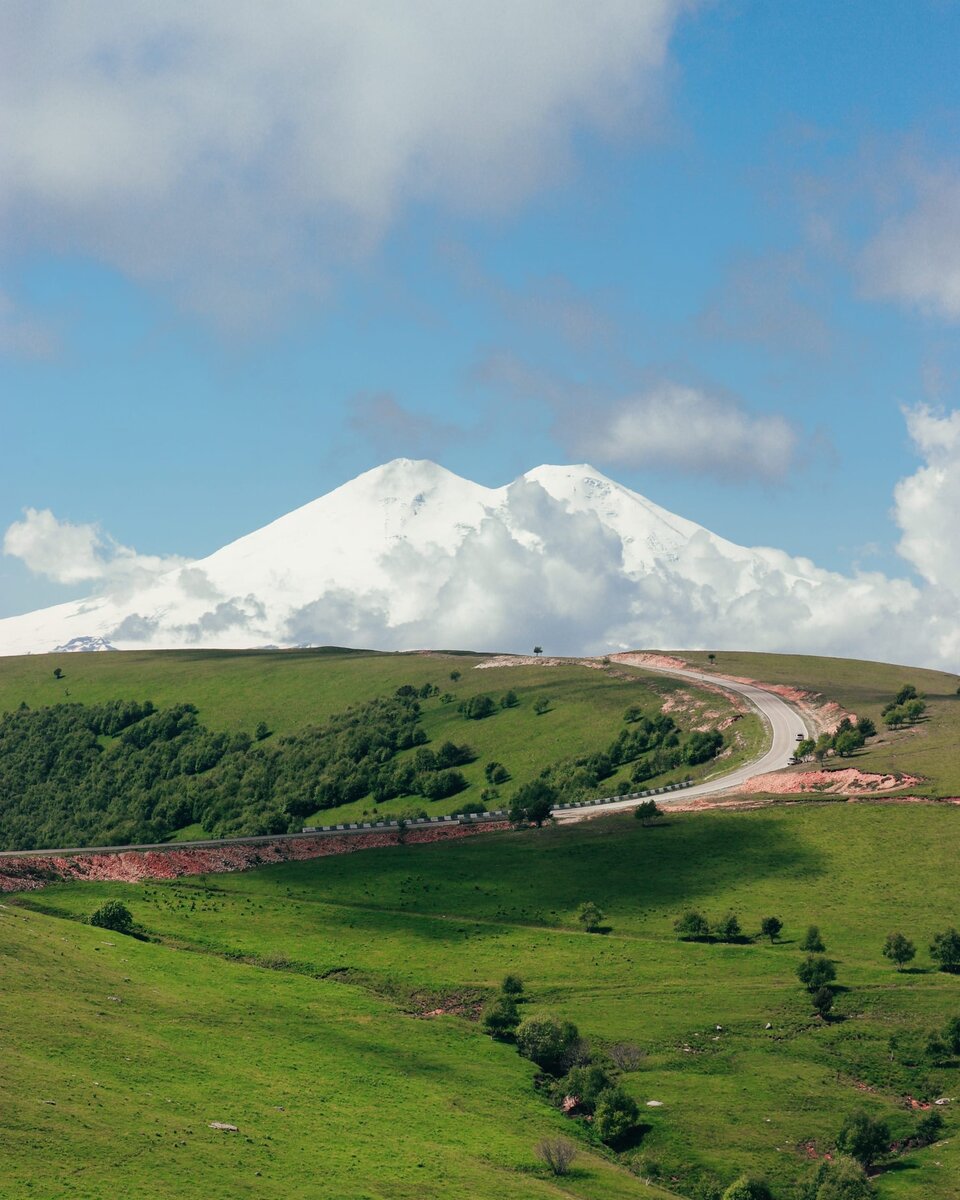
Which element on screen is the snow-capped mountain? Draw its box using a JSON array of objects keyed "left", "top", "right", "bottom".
[{"left": 0, "top": 459, "right": 938, "bottom": 662}]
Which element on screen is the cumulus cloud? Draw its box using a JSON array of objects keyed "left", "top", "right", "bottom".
[
  {"left": 893, "top": 404, "right": 960, "bottom": 593},
  {"left": 0, "top": 2, "right": 683, "bottom": 323},
  {"left": 3, "top": 508, "right": 187, "bottom": 590},
  {"left": 5, "top": 405, "right": 960, "bottom": 669},
  {"left": 578, "top": 383, "right": 799, "bottom": 482},
  {"left": 860, "top": 170, "right": 960, "bottom": 321}
]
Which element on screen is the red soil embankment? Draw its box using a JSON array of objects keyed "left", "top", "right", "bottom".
[
  {"left": 739, "top": 768, "right": 922, "bottom": 795},
  {"left": 0, "top": 821, "right": 510, "bottom": 894}
]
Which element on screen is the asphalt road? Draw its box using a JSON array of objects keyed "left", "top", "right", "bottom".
[{"left": 555, "top": 662, "right": 811, "bottom": 821}]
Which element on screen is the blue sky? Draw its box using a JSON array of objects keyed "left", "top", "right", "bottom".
[{"left": 2, "top": 1, "right": 960, "bottom": 620}]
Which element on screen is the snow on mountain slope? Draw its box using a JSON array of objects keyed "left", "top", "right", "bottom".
[{"left": 0, "top": 458, "right": 942, "bottom": 663}]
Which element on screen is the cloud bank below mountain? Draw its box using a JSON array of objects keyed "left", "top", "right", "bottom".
[{"left": 2, "top": 405, "right": 959, "bottom": 669}]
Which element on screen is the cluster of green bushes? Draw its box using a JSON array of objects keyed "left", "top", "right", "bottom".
[
  {"left": 881, "top": 683, "right": 927, "bottom": 728},
  {"left": 795, "top": 715, "right": 877, "bottom": 763},
  {"left": 0, "top": 685, "right": 475, "bottom": 847},
  {"left": 480, "top": 975, "right": 642, "bottom": 1149}
]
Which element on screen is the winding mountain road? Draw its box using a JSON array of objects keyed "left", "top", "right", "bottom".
[{"left": 555, "top": 661, "right": 811, "bottom": 821}]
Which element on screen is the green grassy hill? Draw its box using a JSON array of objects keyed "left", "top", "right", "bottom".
[
  {"left": 11, "top": 802, "right": 960, "bottom": 1198},
  {"left": 678, "top": 650, "right": 960, "bottom": 796},
  {"left": 0, "top": 649, "right": 762, "bottom": 846}
]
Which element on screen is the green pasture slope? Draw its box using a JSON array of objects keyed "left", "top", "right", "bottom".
[
  {"left": 0, "top": 648, "right": 762, "bottom": 835},
  {"left": 9, "top": 803, "right": 960, "bottom": 1198},
  {"left": 680, "top": 650, "right": 960, "bottom": 796}
]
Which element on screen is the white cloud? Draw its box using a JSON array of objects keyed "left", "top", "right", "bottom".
[
  {"left": 579, "top": 383, "right": 798, "bottom": 482},
  {"left": 3, "top": 508, "right": 187, "bottom": 590},
  {"left": 893, "top": 404, "right": 960, "bottom": 593},
  {"left": 860, "top": 170, "right": 960, "bottom": 321},
  {"left": 0, "top": 2, "right": 684, "bottom": 323},
  {"left": 4, "top": 404, "right": 960, "bottom": 670}
]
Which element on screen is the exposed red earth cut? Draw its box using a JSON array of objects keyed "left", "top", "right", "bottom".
[{"left": 0, "top": 821, "right": 509, "bottom": 894}]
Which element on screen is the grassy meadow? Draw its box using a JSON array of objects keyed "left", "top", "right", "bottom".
[
  {"left": 678, "top": 651, "right": 960, "bottom": 797},
  {"left": 11, "top": 802, "right": 960, "bottom": 1198},
  {"left": 0, "top": 649, "right": 763, "bottom": 834}
]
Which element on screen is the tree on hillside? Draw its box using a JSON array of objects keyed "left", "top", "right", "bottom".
[
  {"left": 713, "top": 912, "right": 743, "bottom": 943},
  {"left": 481, "top": 995, "right": 519, "bottom": 1039},
  {"left": 809, "top": 1156, "right": 873, "bottom": 1200},
  {"left": 515, "top": 1015, "right": 580, "bottom": 1074},
  {"left": 449, "top": 669, "right": 461, "bottom": 682},
  {"left": 88, "top": 900, "right": 134, "bottom": 934},
  {"left": 509, "top": 779, "right": 557, "bottom": 827},
  {"left": 675, "top": 909, "right": 710, "bottom": 940},
  {"left": 856, "top": 715, "right": 876, "bottom": 738},
  {"left": 593, "top": 1086, "right": 640, "bottom": 1144},
  {"left": 895, "top": 684, "right": 918, "bottom": 706},
  {"left": 930, "top": 927, "right": 960, "bottom": 973},
  {"left": 835, "top": 1109, "right": 890, "bottom": 1169},
  {"left": 501, "top": 973, "right": 524, "bottom": 997},
  {"left": 532, "top": 696, "right": 551, "bottom": 715},
  {"left": 881, "top": 931, "right": 916, "bottom": 971},
  {"left": 707, "top": 653, "right": 716, "bottom": 666},
  {"left": 533, "top": 645, "right": 543, "bottom": 657},
  {"left": 255, "top": 721, "right": 270, "bottom": 741},
  {"left": 812, "top": 986, "right": 834, "bottom": 1020},
  {"left": 577, "top": 901, "right": 604, "bottom": 933},
  {"left": 944, "top": 1014, "right": 960, "bottom": 1055},
  {"left": 797, "top": 955, "right": 836, "bottom": 992},
  {"left": 53, "top": 667, "right": 64, "bottom": 680},
  {"left": 814, "top": 733, "right": 834, "bottom": 763},
  {"left": 914, "top": 1110, "right": 945, "bottom": 1147},
  {"left": 760, "top": 916, "right": 783, "bottom": 942},
  {"left": 535, "top": 1137, "right": 576, "bottom": 1176},
  {"left": 801, "top": 925, "right": 826, "bottom": 953},
  {"left": 634, "top": 799, "right": 663, "bottom": 826},
  {"left": 500, "top": 689, "right": 519, "bottom": 709},
  {"left": 833, "top": 730, "right": 864, "bottom": 757}
]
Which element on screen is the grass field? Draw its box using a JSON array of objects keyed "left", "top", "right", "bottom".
[
  {"left": 0, "top": 649, "right": 764, "bottom": 833},
  {"left": 12, "top": 803, "right": 960, "bottom": 1198},
  {"left": 678, "top": 651, "right": 960, "bottom": 797}
]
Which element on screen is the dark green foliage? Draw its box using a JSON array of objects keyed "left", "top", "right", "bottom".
[
  {"left": 795, "top": 737, "right": 816, "bottom": 760},
  {"left": 721, "top": 1177, "right": 772, "bottom": 1200},
  {"left": 515, "top": 1015, "right": 580, "bottom": 1074},
  {"left": 812, "top": 986, "right": 834, "bottom": 1019},
  {"left": 835, "top": 1109, "right": 890, "bottom": 1168},
  {"left": 683, "top": 729, "right": 724, "bottom": 765},
  {"left": 797, "top": 955, "right": 836, "bottom": 992},
  {"left": 713, "top": 912, "right": 743, "bottom": 942},
  {"left": 458, "top": 694, "right": 496, "bottom": 720},
  {"left": 501, "top": 973, "right": 524, "bottom": 997},
  {"left": 0, "top": 688, "right": 440, "bottom": 848},
  {"left": 448, "top": 670, "right": 461, "bottom": 682},
  {"left": 914, "top": 1109, "right": 944, "bottom": 1146},
  {"left": 500, "top": 690, "right": 519, "bottom": 709},
  {"left": 480, "top": 995, "right": 519, "bottom": 1038},
  {"left": 484, "top": 761, "right": 510, "bottom": 785},
  {"left": 895, "top": 684, "right": 918, "bottom": 706},
  {"left": 88, "top": 899, "right": 134, "bottom": 934},
  {"left": 881, "top": 931, "right": 915, "bottom": 970},
  {"left": 806, "top": 1157, "right": 872, "bottom": 1200},
  {"left": 532, "top": 696, "right": 550, "bottom": 715},
  {"left": 508, "top": 779, "right": 557, "bottom": 826},
  {"left": 759, "top": 916, "right": 782, "bottom": 942},
  {"left": 452, "top": 800, "right": 486, "bottom": 816},
  {"left": 925, "top": 1030, "right": 950, "bottom": 1065},
  {"left": 855, "top": 715, "right": 876, "bottom": 738},
  {"left": 255, "top": 721, "right": 270, "bottom": 741},
  {"left": 634, "top": 799, "right": 663, "bottom": 825},
  {"left": 576, "top": 900, "right": 603, "bottom": 932},
  {"left": 833, "top": 730, "right": 864, "bottom": 757},
  {"left": 550, "top": 1064, "right": 611, "bottom": 1112},
  {"left": 592, "top": 1086, "right": 640, "bottom": 1144},
  {"left": 945, "top": 1014, "right": 960, "bottom": 1054},
  {"left": 53, "top": 668, "right": 64, "bottom": 680},
  {"left": 801, "top": 925, "right": 826, "bottom": 953},
  {"left": 675, "top": 909, "right": 710, "bottom": 940},
  {"left": 930, "top": 927, "right": 960, "bottom": 972},
  {"left": 623, "top": 704, "right": 643, "bottom": 723}
]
